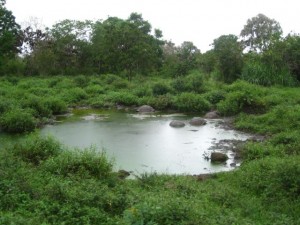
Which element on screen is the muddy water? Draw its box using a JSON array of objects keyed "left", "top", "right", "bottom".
[{"left": 41, "top": 110, "right": 252, "bottom": 175}]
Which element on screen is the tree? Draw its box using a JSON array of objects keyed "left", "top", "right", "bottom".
[
  {"left": 21, "top": 17, "right": 47, "bottom": 54},
  {"left": 92, "top": 13, "right": 163, "bottom": 80},
  {"left": 212, "top": 34, "right": 243, "bottom": 83},
  {"left": 281, "top": 34, "right": 300, "bottom": 82},
  {"left": 240, "top": 14, "right": 282, "bottom": 52},
  {"left": 0, "top": 1, "right": 22, "bottom": 74},
  {"left": 0, "top": 2, "right": 21, "bottom": 57},
  {"left": 198, "top": 50, "right": 216, "bottom": 74},
  {"left": 175, "top": 41, "right": 200, "bottom": 76}
]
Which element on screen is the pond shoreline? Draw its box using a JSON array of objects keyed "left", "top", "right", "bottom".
[{"left": 42, "top": 106, "right": 262, "bottom": 176}]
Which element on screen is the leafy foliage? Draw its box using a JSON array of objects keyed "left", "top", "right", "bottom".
[
  {"left": 0, "top": 108, "right": 36, "bottom": 133},
  {"left": 240, "top": 13, "right": 282, "bottom": 52},
  {"left": 212, "top": 35, "right": 243, "bottom": 83}
]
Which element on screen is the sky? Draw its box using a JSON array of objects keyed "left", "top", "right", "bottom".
[{"left": 6, "top": 0, "right": 300, "bottom": 52}]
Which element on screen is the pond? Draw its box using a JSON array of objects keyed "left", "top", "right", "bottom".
[{"left": 40, "top": 109, "right": 252, "bottom": 175}]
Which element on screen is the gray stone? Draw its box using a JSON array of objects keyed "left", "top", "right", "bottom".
[
  {"left": 169, "top": 120, "right": 185, "bottom": 128},
  {"left": 204, "top": 111, "right": 220, "bottom": 119},
  {"left": 189, "top": 117, "right": 207, "bottom": 126},
  {"left": 136, "top": 105, "right": 155, "bottom": 113},
  {"left": 211, "top": 152, "right": 228, "bottom": 163}
]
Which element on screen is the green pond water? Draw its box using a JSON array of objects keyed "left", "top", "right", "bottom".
[{"left": 38, "top": 109, "right": 252, "bottom": 175}]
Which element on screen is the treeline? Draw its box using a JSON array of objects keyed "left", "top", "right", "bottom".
[{"left": 1, "top": 0, "right": 300, "bottom": 85}]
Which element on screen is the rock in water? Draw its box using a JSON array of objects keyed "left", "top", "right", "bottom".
[
  {"left": 204, "top": 111, "right": 220, "bottom": 119},
  {"left": 136, "top": 105, "right": 155, "bottom": 113},
  {"left": 169, "top": 120, "right": 185, "bottom": 128},
  {"left": 189, "top": 117, "right": 207, "bottom": 126},
  {"left": 211, "top": 152, "right": 228, "bottom": 163}
]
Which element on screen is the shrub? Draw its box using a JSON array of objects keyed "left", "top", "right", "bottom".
[
  {"left": 21, "top": 95, "right": 52, "bottom": 118},
  {"left": 101, "top": 74, "right": 122, "bottom": 84},
  {"left": 152, "top": 82, "right": 171, "bottom": 96},
  {"left": 171, "top": 76, "right": 188, "bottom": 93},
  {"left": 11, "top": 135, "right": 61, "bottom": 165},
  {"left": 241, "top": 141, "right": 285, "bottom": 161},
  {"left": 88, "top": 96, "right": 111, "bottom": 109},
  {"left": 133, "top": 85, "right": 152, "bottom": 97},
  {"left": 0, "top": 108, "right": 36, "bottom": 133},
  {"left": 237, "top": 156, "right": 300, "bottom": 198},
  {"left": 175, "top": 93, "right": 211, "bottom": 113},
  {"left": 73, "top": 75, "right": 90, "bottom": 88},
  {"left": 85, "top": 84, "right": 105, "bottom": 95},
  {"left": 28, "top": 87, "right": 53, "bottom": 97},
  {"left": 185, "top": 71, "right": 205, "bottom": 93},
  {"left": 172, "top": 71, "right": 205, "bottom": 94},
  {"left": 0, "top": 97, "right": 17, "bottom": 114},
  {"left": 105, "top": 91, "right": 138, "bottom": 106},
  {"left": 204, "top": 90, "right": 226, "bottom": 105},
  {"left": 141, "top": 94, "right": 174, "bottom": 110},
  {"left": 43, "top": 146, "right": 113, "bottom": 179},
  {"left": 61, "top": 87, "right": 88, "bottom": 104},
  {"left": 44, "top": 97, "right": 68, "bottom": 115},
  {"left": 111, "top": 79, "right": 129, "bottom": 89},
  {"left": 217, "top": 81, "right": 266, "bottom": 116},
  {"left": 242, "top": 60, "right": 297, "bottom": 86}
]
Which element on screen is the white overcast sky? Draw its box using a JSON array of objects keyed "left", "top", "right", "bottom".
[{"left": 6, "top": 0, "right": 300, "bottom": 52}]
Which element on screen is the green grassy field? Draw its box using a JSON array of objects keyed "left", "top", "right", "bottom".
[{"left": 0, "top": 74, "right": 299, "bottom": 224}]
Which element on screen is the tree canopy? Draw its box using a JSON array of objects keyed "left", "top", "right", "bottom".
[
  {"left": 212, "top": 34, "right": 243, "bottom": 83},
  {"left": 240, "top": 14, "right": 282, "bottom": 52}
]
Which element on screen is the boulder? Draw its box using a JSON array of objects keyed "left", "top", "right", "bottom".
[
  {"left": 118, "top": 170, "right": 131, "bottom": 179},
  {"left": 189, "top": 117, "right": 207, "bottom": 126},
  {"left": 136, "top": 105, "right": 155, "bottom": 113},
  {"left": 204, "top": 111, "right": 220, "bottom": 119},
  {"left": 169, "top": 120, "right": 185, "bottom": 128},
  {"left": 211, "top": 152, "right": 228, "bottom": 163}
]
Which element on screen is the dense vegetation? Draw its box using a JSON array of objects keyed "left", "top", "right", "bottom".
[{"left": 1, "top": 1, "right": 300, "bottom": 224}]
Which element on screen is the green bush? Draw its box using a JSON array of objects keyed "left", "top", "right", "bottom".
[
  {"left": 172, "top": 71, "right": 205, "bottom": 94},
  {"left": 101, "top": 74, "right": 122, "bottom": 84},
  {"left": 242, "top": 55, "right": 298, "bottom": 87},
  {"left": 175, "top": 93, "right": 211, "bottom": 113},
  {"left": 21, "top": 95, "right": 52, "bottom": 118},
  {"left": 61, "top": 87, "right": 88, "bottom": 104},
  {"left": 105, "top": 91, "right": 138, "bottom": 106},
  {"left": 237, "top": 156, "right": 300, "bottom": 198},
  {"left": 88, "top": 96, "right": 111, "bottom": 109},
  {"left": 140, "top": 94, "right": 174, "bottom": 110},
  {"left": 73, "top": 75, "right": 90, "bottom": 88},
  {"left": 132, "top": 85, "right": 152, "bottom": 97},
  {"left": 44, "top": 97, "right": 68, "bottom": 115},
  {"left": 12, "top": 135, "right": 61, "bottom": 165},
  {"left": 152, "top": 82, "right": 171, "bottom": 96},
  {"left": 241, "top": 141, "right": 285, "bottom": 161},
  {"left": 0, "top": 109, "right": 36, "bottom": 133},
  {"left": 235, "top": 105, "right": 300, "bottom": 134},
  {"left": 185, "top": 71, "right": 205, "bottom": 93},
  {"left": 28, "top": 87, "right": 53, "bottom": 97},
  {"left": 204, "top": 90, "right": 226, "bottom": 105},
  {"left": 43, "top": 146, "right": 113, "bottom": 179},
  {"left": 0, "top": 97, "right": 17, "bottom": 114},
  {"left": 217, "top": 81, "right": 266, "bottom": 116},
  {"left": 85, "top": 84, "right": 105, "bottom": 95},
  {"left": 111, "top": 79, "right": 129, "bottom": 89}
]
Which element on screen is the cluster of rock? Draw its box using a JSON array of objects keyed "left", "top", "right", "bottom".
[
  {"left": 135, "top": 106, "right": 230, "bottom": 164},
  {"left": 168, "top": 111, "right": 220, "bottom": 128},
  {"left": 169, "top": 117, "right": 208, "bottom": 128}
]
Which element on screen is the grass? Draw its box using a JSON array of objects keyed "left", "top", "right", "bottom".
[{"left": 0, "top": 74, "right": 300, "bottom": 224}]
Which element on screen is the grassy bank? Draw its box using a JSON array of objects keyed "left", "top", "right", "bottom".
[{"left": 0, "top": 74, "right": 300, "bottom": 224}]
